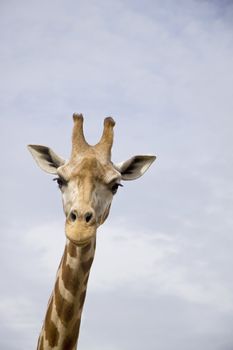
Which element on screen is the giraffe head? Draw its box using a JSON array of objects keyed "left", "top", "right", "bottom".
[{"left": 28, "top": 114, "right": 156, "bottom": 246}]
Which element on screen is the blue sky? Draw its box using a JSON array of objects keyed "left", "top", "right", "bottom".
[{"left": 1, "top": 0, "right": 233, "bottom": 349}]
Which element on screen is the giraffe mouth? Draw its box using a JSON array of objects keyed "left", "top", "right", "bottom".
[
  {"left": 68, "top": 236, "right": 94, "bottom": 246},
  {"left": 65, "top": 219, "right": 97, "bottom": 245}
]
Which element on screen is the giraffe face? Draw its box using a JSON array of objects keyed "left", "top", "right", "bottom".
[
  {"left": 55, "top": 153, "right": 122, "bottom": 245},
  {"left": 28, "top": 114, "right": 156, "bottom": 246}
]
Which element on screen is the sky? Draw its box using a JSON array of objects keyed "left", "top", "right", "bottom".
[{"left": 1, "top": 0, "right": 233, "bottom": 349}]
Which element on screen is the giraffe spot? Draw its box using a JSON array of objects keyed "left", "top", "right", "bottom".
[
  {"left": 62, "top": 336, "right": 75, "bottom": 350},
  {"left": 61, "top": 318, "right": 81, "bottom": 350},
  {"left": 80, "top": 241, "right": 92, "bottom": 255},
  {"left": 68, "top": 242, "right": 77, "bottom": 258},
  {"left": 62, "top": 258, "right": 80, "bottom": 296},
  {"left": 54, "top": 279, "right": 75, "bottom": 326},
  {"left": 63, "top": 245, "right": 68, "bottom": 263},
  {"left": 44, "top": 297, "right": 60, "bottom": 347},
  {"left": 79, "top": 289, "right": 87, "bottom": 310},
  {"left": 83, "top": 273, "right": 90, "bottom": 288},
  {"left": 81, "top": 257, "right": 94, "bottom": 274}
]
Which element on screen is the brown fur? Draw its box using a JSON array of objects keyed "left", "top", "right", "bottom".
[
  {"left": 69, "top": 157, "right": 106, "bottom": 182},
  {"left": 80, "top": 241, "right": 92, "bottom": 255},
  {"left": 62, "top": 257, "right": 80, "bottom": 296},
  {"left": 79, "top": 289, "right": 87, "bottom": 311},
  {"left": 54, "top": 279, "right": 75, "bottom": 326},
  {"left": 62, "top": 246, "right": 68, "bottom": 264},
  {"left": 83, "top": 274, "right": 90, "bottom": 288},
  {"left": 40, "top": 239, "right": 96, "bottom": 350},
  {"left": 68, "top": 242, "right": 77, "bottom": 258},
  {"left": 61, "top": 318, "right": 81, "bottom": 350},
  {"left": 81, "top": 257, "right": 94, "bottom": 274},
  {"left": 44, "top": 297, "right": 60, "bottom": 347}
]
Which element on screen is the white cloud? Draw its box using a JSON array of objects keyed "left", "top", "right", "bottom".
[
  {"left": 22, "top": 219, "right": 233, "bottom": 316},
  {"left": 0, "top": 297, "right": 36, "bottom": 331},
  {"left": 23, "top": 220, "right": 65, "bottom": 278},
  {"left": 91, "top": 222, "right": 233, "bottom": 312}
]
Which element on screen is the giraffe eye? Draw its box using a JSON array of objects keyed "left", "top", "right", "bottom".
[
  {"left": 53, "top": 177, "right": 66, "bottom": 189},
  {"left": 111, "top": 183, "right": 123, "bottom": 194}
]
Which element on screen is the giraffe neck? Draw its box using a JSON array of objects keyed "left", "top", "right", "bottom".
[{"left": 37, "top": 237, "right": 96, "bottom": 350}]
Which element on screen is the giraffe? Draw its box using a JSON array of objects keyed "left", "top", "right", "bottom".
[{"left": 28, "top": 114, "right": 156, "bottom": 350}]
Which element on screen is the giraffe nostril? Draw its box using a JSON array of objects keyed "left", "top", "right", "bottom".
[
  {"left": 84, "top": 212, "right": 93, "bottom": 223},
  {"left": 69, "top": 210, "right": 77, "bottom": 222}
]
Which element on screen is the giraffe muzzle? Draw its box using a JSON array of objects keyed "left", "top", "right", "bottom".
[
  {"left": 69, "top": 209, "right": 95, "bottom": 224},
  {"left": 65, "top": 208, "right": 97, "bottom": 245}
]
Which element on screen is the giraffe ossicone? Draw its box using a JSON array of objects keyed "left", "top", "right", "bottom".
[{"left": 28, "top": 114, "right": 156, "bottom": 350}]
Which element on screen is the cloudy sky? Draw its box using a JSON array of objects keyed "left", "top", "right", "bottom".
[{"left": 1, "top": 0, "right": 233, "bottom": 349}]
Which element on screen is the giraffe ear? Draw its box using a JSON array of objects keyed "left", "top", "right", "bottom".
[
  {"left": 27, "top": 145, "right": 65, "bottom": 174},
  {"left": 115, "top": 155, "right": 156, "bottom": 181}
]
